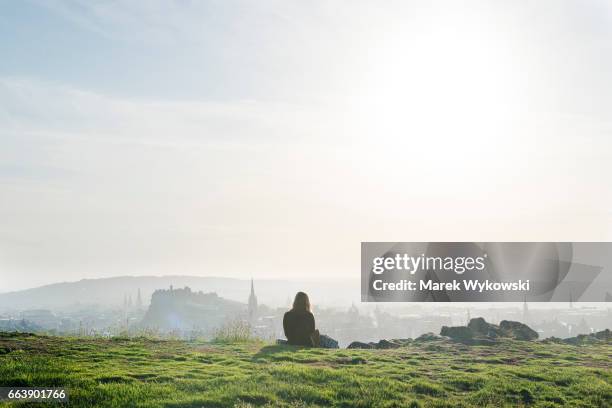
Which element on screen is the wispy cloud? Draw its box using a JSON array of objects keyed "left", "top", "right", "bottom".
[{"left": 0, "top": 77, "right": 327, "bottom": 147}]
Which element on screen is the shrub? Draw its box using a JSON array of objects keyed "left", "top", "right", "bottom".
[{"left": 211, "top": 319, "right": 256, "bottom": 343}]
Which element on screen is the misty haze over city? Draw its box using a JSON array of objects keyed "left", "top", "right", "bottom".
[{"left": 0, "top": 275, "right": 608, "bottom": 348}]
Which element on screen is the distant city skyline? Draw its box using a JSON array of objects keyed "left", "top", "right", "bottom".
[{"left": 1, "top": 1, "right": 612, "bottom": 291}]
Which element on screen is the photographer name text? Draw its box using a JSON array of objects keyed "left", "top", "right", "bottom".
[{"left": 372, "top": 279, "right": 530, "bottom": 292}]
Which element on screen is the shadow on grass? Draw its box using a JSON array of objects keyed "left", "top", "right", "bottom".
[{"left": 252, "top": 344, "right": 305, "bottom": 361}]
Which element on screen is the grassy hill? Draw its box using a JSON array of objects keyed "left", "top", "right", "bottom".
[{"left": 0, "top": 332, "right": 610, "bottom": 407}]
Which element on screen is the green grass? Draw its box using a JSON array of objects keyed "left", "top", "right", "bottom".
[{"left": 0, "top": 332, "right": 610, "bottom": 407}]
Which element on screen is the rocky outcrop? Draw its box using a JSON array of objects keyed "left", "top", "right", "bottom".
[
  {"left": 344, "top": 326, "right": 608, "bottom": 349},
  {"left": 563, "top": 329, "right": 611, "bottom": 345},
  {"left": 277, "top": 323, "right": 609, "bottom": 350},
  {"left": 439, "top": 318, "right": 538, "bottom": 344},
  {"left": 376, "top": 339, "right": 401, "bottom": 349},
  {"left": 440, "top": 326, "right": 473, "bottom": 341},
  {"left": 499, "top": 320, "right": 538, "bottom": 341},
  {"left": 347, "top": 341, "right": 374, "bottom": 349},
  {"left": 347, "top": 339, "right": 401, "bottom": 349},
  {"left": 320, "top": 335, "right": 339, "bottom": 349},
  {"left": 415, "top": 332, "right": 446, "bottom": 342},
  {"left": 291, "top": 325, "right": 609, "bottom": 350},
  {"left": 467, "top": 317, "right": 500, "bottom": 338},
  {"left": 594, "top": 328, "right": 612, "bottom": 341}
]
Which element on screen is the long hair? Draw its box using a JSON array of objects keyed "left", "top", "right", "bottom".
[{"left": 292, "top": 292, "right": 310, "bottom": 313}]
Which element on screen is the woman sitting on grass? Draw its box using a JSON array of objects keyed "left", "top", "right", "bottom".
[{"left": 283, "top": 292, "right": 337, "bottom": 348}]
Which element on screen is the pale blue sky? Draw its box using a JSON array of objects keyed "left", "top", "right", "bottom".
[
  {"left": 0, "top": 0, "right": 361, "bottom": 101},
  {"left": 1, "top": 1, "right": 612, "bottom": 290}
]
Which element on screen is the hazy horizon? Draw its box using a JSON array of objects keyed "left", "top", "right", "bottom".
[
  {"left": 1, "top": 273, "right": 358, "bottom": 293},
  {"left": 0, "top": 273, "right": 608, "bottom": 314},
  {"left": 2, "top": 1, "right": 612, "bottom": 291}
]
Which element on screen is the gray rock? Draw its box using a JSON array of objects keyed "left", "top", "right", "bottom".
[
  {"left": 468, "top": 317, "right": 496, "bottom": 336},
  {"left": 499, "top": 320, "right": 538, "bottom": 341},
  {"left": 563, "top": 329, "right": 611, "bottom": 345},
  {"left": 415, "top": 332, "right": 445, "bottom": 342},
  {"left": 440, "top": 326, "right": 473, "bottom": 341},
  {"left": 375, "top": 339, "right": 401, "bottom": 349},
  {"left": 594, "top": 329, "right": 611, "bottom": 341},
  {"left": 563, "top": 335, "right": 591, "bottom": 345},
  {"left": 347, "top": 341, "right": 374, "bottom": 349},
  {"left": 319, "top": 334, "right": 339, "bottom": 349},
  {"left": 439, "top": 318, "right": 538, "bottom": 343}
]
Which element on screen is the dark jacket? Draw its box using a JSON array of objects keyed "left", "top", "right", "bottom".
[{"left": 283, "top": 310, "right": 315, "bottom": 346}]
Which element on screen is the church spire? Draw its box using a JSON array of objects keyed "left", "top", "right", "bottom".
[{"left": 248, "top": 278, "right": 258, "bottom": 322}]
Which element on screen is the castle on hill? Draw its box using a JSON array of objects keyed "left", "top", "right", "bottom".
[{"left": 140, "top": 285, "right": 244, "bottom": 331}]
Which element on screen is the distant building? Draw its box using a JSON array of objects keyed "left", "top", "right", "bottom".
[
  {"left": 576, "top": 317, "right": 590, "bottom": 335},
  {"left": 136, "top": 288, "right": 143, "bottom": 310},
  {"left": 140, "top": 286, "right": 243, "bottom": 331},
  {"left": 248, "top": 279, "right": 258, "bottom": 322},
  {"left": 348, "top": 303, "right": 359, "bottom": 319}
]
